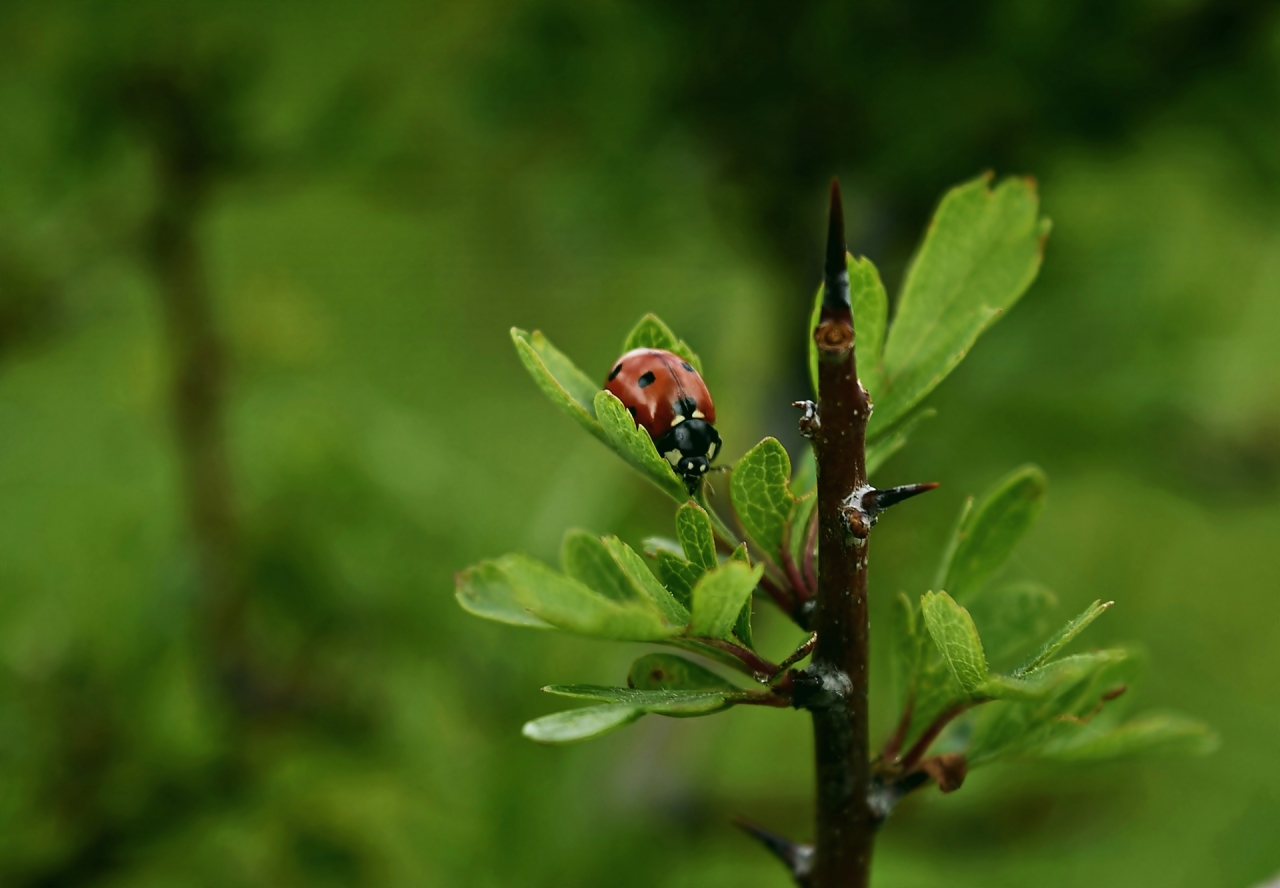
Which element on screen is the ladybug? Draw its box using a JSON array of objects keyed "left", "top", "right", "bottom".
[{"left": 605, "top": 348, "right": 722, "bottom": 495}]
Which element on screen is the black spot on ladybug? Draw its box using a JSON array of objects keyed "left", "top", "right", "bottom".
[
  {"left": 626, "top": 406, "right": 637, "bottom": 419},
  {"left": 637, "top": 371, "right": 656, "bottom": 388},
  {"left": 675, "top": 397, "right": 697, "bottom": 417},
  {"left": 681, "top": 361, "right": 693, "bottom": 372},
  {"left": 608, "top": 363, "right": 622, "bottom": 381}
]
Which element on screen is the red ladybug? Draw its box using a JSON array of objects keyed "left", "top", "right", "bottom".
[{"left": 605, "top": 348, "right": 722, "bottom": 495}]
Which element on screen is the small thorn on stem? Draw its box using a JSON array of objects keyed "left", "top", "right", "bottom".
[
  {"left": 792, "top": 400, "right": 820, "bottom": 438},
  {"left": 871, "top": 482, "right": 940, "bottom": 512},
  {"left": 735, "top": 818, "right": 814, "bottom": 886},
  {"left": 840, "top": 481, "right": 940, "bottom": 537}
]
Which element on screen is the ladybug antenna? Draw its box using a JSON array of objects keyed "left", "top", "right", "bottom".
[{"left": 823, "top": 177, "right": 850, "bottom": 311}]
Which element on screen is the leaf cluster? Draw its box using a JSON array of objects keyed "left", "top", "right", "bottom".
[{"left": 455, "top": 175, "right": 1212, "bottom": 783}]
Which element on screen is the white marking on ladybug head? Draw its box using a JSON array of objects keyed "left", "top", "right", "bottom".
[
  {"left": 670, "top": 415, "right": 685, "bottom": 426},
  {"left": 700, "top": 463, "right": 708, "bottom": 472},
  {"left": 664, "top": 450, "right": 682, "bottom": 466},
  {"left": 692, "top": 409, "right": 705, "bottom": 419},
  {"left": 707, "top": 441, "right": 718, "bottom": 459}
]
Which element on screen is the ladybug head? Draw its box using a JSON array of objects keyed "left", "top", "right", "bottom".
[{"left": 655, "top": 418, "right": 722, "bottom": 496}]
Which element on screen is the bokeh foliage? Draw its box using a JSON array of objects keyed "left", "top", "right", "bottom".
[{"left": 1, "top": 1, "right": 1279, "bottom": 887}]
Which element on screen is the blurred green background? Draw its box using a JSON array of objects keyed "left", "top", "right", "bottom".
[{"left": 1, "top": 1, "right": 1278, "bottom": 886}]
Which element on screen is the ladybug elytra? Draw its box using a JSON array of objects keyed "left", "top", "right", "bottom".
[{"left": 604, "top": 347, "right": 722, "bottom": 495}]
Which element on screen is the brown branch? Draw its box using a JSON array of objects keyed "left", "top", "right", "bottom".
[{"left": 804, "top": 180, "right": 874, "bottom": 887}]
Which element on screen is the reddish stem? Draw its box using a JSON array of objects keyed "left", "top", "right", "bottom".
[
  {"left": 899, "top": 703, "right": 970, "bottom": 771},
  {"left": 802, "top": 507, "right": 819, "bottom": 595},
  {"left": 699, "top": 638, "right": 782, "bottom": 678}
]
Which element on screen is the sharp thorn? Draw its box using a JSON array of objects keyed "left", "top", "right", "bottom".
[
  {"left": 823, "top": 178, "right": 850, "bottom": 311},
  {"left": 868, "top": 481, "right": 939, "bottom": 513},
  {"left": 734, "top": 817, "right": 814, "bottom": 885}
]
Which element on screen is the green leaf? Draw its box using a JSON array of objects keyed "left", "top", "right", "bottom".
[
  {"left": 786, "top": 492, "right": 817, "bottom": 571},
  {"left": 870, "top": 175, "right": 1049, "bottom": 436},
  {"left": 560, "top": 530, "right": 642, "bottom": 604},
  {"left": 891, "top": 591, "right": 924, "bottom": 709},
  {"left": 621, "top": 313, "right": 703, "bottom": 374},
  {"left": 594, "top": 389, "right": 687, "bottom": 501},
  {"left": 653, "top": 550, "right": 700, "bottom": 610},
  {"left": 511, "top": 328, "right": 605, "bottom": 443},
  {"left": 921, "top": 591, "right": 989, "bottom": 695},
  {"left": 730, "top": 438, "right": 797, "bottom": 559},
  {"left": 865, "top": 408, "right": 935, "bottom": 477},
  {"left": 600, "top": 536, "right": 689, "bottom": 626},
  {"left": 455, "top": 561, "right": 553, "bottom": 629},
  {"left": 523, "top": 704, "right": 644, "bottom": 743},
  {"left": 808, "top": 255, "right": 888, "bottom": 400},
  {"left": 967, "top": 649, "right": 1140, "bottom": 763},
  {"left": 545, "top": 684, "right": 730, "bottom": 720},
  {"left": 642, "top": 537, "right": 683, "bottom": 557},
  {"left": 460, "top": 554, "right": 678, "bottom": 641},
  {"left": 676, "top": 502, "right": 717, "bottom": 572},
  {"left": 628, "top": 653, "right": 737, "bottom": 691},
  {"left": 689, "top": 561, "right": 764, "bottom": 640},
  {"left": 1017, "top": 599, "right": 1113, "bottom": 675},
  {"left": 936, "top": 465, "right": 1048, "bottom": 601},
  {"left": 967, "top": 582, "right": 1058, "bottom": 669},
  {"left": 1038, "top": 711, "right": 1219, "bottom": 761},
  {"left": 543, "top": 685, "right": 729, "bottom": 710}
]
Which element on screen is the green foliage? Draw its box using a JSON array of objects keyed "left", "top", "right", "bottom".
[
  {"left": 1017, "top": 599, "right": 1113, "bottom": 675},
  {"left": 510, "top": 326, "right": 688, "bottom": 501},
  {"left": 807, "top": 176, "right": 1048, "bottom": 447},
  {"left": 675, "top": 501, "right": 717, "bottom": 572},
  {"left": 688, "top": 561, "right": 763, "bottom": 640},
  {"left": 472, "top": 180, "right": 1208, "bottom": 812},
  {"left": 729, "top": 437, "right": 796, "bottom": 560},
  {"left": 936, "top": 465, "right": 1048, "bottom": 601},
  {"left": 627, "top": 653, "right": 737, "bottom": 691},
  {"left": 920, "top": 590, "right": 989, "bottom": 695},
  {"left": 871, "top": 175, "right": 1050, "bottom": 436},
  {"left": 622, "top": 313, "right": 704, "bottom": 374},
  {"left": 456, "top": 554, "right": 679, "bottom": 641}
]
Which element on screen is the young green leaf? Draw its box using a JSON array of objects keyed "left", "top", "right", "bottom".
[
  {"left": 621, "top": 313, "right": 703, "bottom": 374},
  {"left": 870, "top": 175, "right": 1049, "bottom": 436},
  {"left": 891, "top": 591, "right": 924, "bottom": 709},
  {"left": 808, "top": 255, "right": 889, "bottom": 400},
  {"left": 935, "top": 465, "right": 1048, "bottom": 601},
  {"left": 653, "top": 550, "right": 700, "bottom": 610},
  {"left": 730, "top": 438, "right": 796, "bottom": 559},
  {"left": 561, "top": 530, "right": 642, "bottom": 604},
  {"left": 523, "top": 704, "right": 644, "bottom": 743},
  {"left": 542, "top": 685, "right": 729, "bottom": 710},
  {"left": 967, "top": 649, "right": 1139, "bottom": 763},
  {"left": 455, "top": 561, "right": 553, "bottom": 629},
  {"left": 1016, "top": 599, "right": 1113, "bottom": 675},
  {"left": 481, "top": 552, "right": 680, "bottom": 642},
  {"left": 628, "top": 653, "right": 738, "bottom": 691},
  {"left": 689, "top": 561, "right": 764, "bottom": 640},
  {"left": 921, "top": 591, "right": 989, "bottom": 695},
  {"left": 786, "top": 492, "right": 817, "bottom": 574},
  {"left": 594, "top": 389, "right": 688, "bottom": 501},
  {"left": 966, "top": 582, "right": 1058, "bottom": 668},
  {"left": 676, "top": 501, "right": 717, "bottom": 572},
  {"left": 511, "top": 328, "right": 605, "bottom": 443},
  {"left": 1038, "top": 711, "right": 1218, "bottom": 761},
  {"left": 601, "top": 536, "right": 690, "bottom": 626}
]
